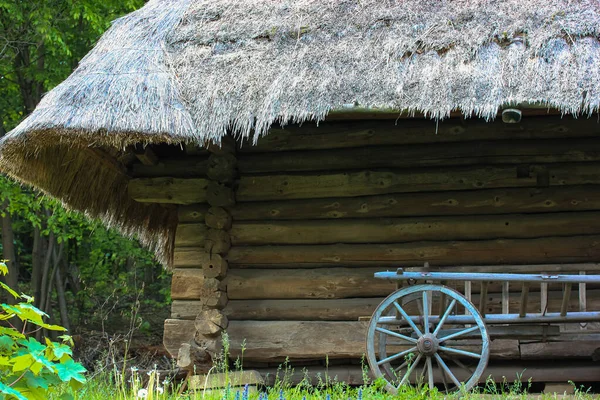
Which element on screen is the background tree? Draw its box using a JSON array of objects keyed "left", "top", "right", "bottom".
[{"left": 0, "top": 0, "right": 170, "bottom": 347}]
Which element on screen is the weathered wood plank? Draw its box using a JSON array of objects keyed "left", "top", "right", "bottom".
[
  {"left": 223, "top": 289, "right": 600, "bottom": 320},
  {"left": 520, "top": 339, "right": 600, "bottom": 359},
  {"left": 131, "top": 157, "right": 209, "bottom": 178},
  {"left": 128, "top": 178, "right": 208, "bottom": 204},
  {"left": 225, "top": 321, "right": 519, "bottom": 361},
  {"left": 237, "top": 163, "right": 600, "bottom": 201},
  {"left": 225, "top": 268, "right": 393, "bottom": 299},
  {"left": 175, "top": 224, "right": 208, "bottom": 247},
  {"left": 239, "top": 117, "right": 600, "bottom": 153},
  {"left": 171, "top": 268, "right": 205, "bottom": 300},
  {"left": 230, "top": 185, "right": 600, "bottom": 220},
  {"left": 227, "top": 235, "right": 600, "bottom": 267},
  {"left": 229, "top": 211, "right": 600, "bottom": 245},
  {"left": 238, "top": 138, "right": 600, "bottom": 173},
  {"left": 178, "top": 204, "right": 210, "bottom": 223},
  {"left": 163, "top": 319, "right": 195, "bottom": 357}
]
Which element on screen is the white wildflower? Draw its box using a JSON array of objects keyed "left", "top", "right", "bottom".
[{"left": 137, "top": 388, "right": 148, "bottom": 399}]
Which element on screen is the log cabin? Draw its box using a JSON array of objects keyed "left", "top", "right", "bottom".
[{"left": 2, "top": 0, "right": 600, "bottom": 385}]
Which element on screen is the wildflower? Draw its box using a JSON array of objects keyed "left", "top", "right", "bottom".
[
  {"left": 137, "top": 388, "right": 148, "bottom": 399},
  {"left": 130, "top": 366, "right": 139, "bottom": 372},
  {"left": 326, "top": 394, "right": 331, "bottom": 400},
  {"left": 234, "top": 391, "right": 240, "bottom": 400},
  {"left": 279, "top": 389, "right": 285, "bottom": 400},
  {"left": 156, "top": 386, "right": 164, "bottom": 394},
  {"left": 357, "top": 388, "right": 363, "bottom": 400},
  {"left": 242, "top": 384, "right": 250, "bottom": 400}
]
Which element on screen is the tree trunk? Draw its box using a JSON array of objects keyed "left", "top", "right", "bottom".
[
  {"left": 54, "top": 263, "right": 70, "bottom": 332},
  {"left": 31, "top": 226, "right": 42, "bottom": 305},
  {"left": 1, "top": 202, "right": 19, "bottom": 303}
]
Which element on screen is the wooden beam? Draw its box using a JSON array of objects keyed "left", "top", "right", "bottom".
[
  {"left": 225, "top": 268, "right": 393, "bottom": 299},
  {"left": 178, "top": 204, "right": 209, "bottom": 223},
  {"left": 131, "top": 157, "right": 209, "bottom": 178},
  {"left": 239, "top": 117, "right": 600, "bottom": 153},
  {"left": 237, "top": 163, "right": 600, "bottom": 201},
  {"left": 133, "top": 145, "right": 159, "bottom": 166},
  {"left": 171, "top": 268, "right": 205, "bottom": 300},
  {"left": 230, "top": 185, "right": 600, "bottom": 220},
  {"left": 238, "top": 138, "right": 600, "bottom": 173},
  {"left": 128, "top": 177, "right": 208, "bottom": 204},
  {"left": 225, "top": 321, "right": 519, "bottom": 361},
  {"left": 163, "top": 319, "right": 195, "bottom": 357},
  {"left": 229, "top": 211, "right": 600, "bottom": 245},
  {"left": 227, "top": 235, "right": 600, "bottom": 266},
  {"left": 175, "top": 223, "right": 208, "bottom": 247}
]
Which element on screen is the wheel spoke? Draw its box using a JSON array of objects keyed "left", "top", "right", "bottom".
[
  {"left": 436, "top": 356, "right": 450, "bottom": 392},
  {"left": 377, "top": 346, "right": 417, "bottom": 366},
  {"left": 375, "top": 327, "right": 418, "bottom": 343},
  {"left": 398, "top": 353, "right": 423, "bottom": 388},
  {"left": 439, "top": 345, "right": 481, "bottom": 359},
  {"left": 434, "top": 353, "right": 461, "bottom": 388},
  {"left": 394, "top": 360, "right": 409, "bottom": 373},
  {"left": 433, "top": 299, "right": 457, "bottom": 337},
  {"left": 426, "top": 356, "right": 434, "bottom": 390},
  {"left": 451, "top": 357, "right": 474, "bottom": 375},
  {"left": 423, "top": 291, "right": 430, "bottom": 334},
  {"left": 393, "top": 302, "right": 423, "bottom": 337},
  {"left": 438, "top": 325, "right": 479, "bottom": 342}
]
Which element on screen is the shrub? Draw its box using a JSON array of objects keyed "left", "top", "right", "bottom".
[{"left": 0, "top": 262, "right": 86, "bottom": 400}]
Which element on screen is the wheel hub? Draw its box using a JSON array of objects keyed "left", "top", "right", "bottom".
[{"left": 417, "top": 333, "right": 439, "bottom": 356}]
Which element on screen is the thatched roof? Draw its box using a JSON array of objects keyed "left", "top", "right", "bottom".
[{"left": 2, "top": 0, "right": 600, "bottom": 265}]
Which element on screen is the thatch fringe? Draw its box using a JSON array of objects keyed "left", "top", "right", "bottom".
[{"left": 0, "top": 136, "right": 177, "bottom": 267}]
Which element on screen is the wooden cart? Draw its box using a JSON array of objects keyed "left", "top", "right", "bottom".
[{"left": 366, "top": 269, "right": 600, "bottom": 393}]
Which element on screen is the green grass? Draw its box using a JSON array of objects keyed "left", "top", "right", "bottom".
[{"left": 45, "top": 370, "right": 596, "bottom": 400}]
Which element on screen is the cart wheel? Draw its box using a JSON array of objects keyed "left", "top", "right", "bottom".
[{"left": 366, "top": 284, "right": 489, "bottom": 394}]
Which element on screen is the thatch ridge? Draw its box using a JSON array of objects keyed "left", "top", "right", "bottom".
[{"left": 1, "top": 0, "right": 600, "bottom": 264}]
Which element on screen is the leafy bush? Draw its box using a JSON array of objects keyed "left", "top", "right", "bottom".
[{"left": 0, "top": 262, "right": 86, "bottom": 400}]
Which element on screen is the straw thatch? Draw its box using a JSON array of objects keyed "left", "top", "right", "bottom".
[{"left": 1, "top": 0, "right": 600, "bottom": 265}]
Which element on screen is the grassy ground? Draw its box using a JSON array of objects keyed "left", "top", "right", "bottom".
[{"left": 47, "top": 370, "right": 596, "bottom": 400}]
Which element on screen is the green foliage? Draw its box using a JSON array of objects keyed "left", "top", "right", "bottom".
[
  {"left": 0, "top": 262, "right": 86, "bottom": 400},
  {"left": 0, "top": 174, "right": 171, "bottom": 331},
  {"left": 0, "top": 0, "right": 145, "bottom": 131}
]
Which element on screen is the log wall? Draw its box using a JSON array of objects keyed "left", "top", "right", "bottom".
[{"left": 136, "top": 117, "right": 600, "bottom": 375}]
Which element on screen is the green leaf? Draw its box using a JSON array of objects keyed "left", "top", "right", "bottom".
[
  {"left": 11, "top": 354, "right": 34, "bottom": 372},
  {"left": 51, "top": 343, "right": 72, "bottom": 360},
  {"left": 55, "top": 359, "right": 86, "bottom": 383},
  {"left": 0, "top": 382, "right": 28, "bottom": 400},
  {"left": 0, "top": 263, "right": 8, "bottom": 275},
  {"left": 0, "top": 335, "right": 15, "bottom": 351}
]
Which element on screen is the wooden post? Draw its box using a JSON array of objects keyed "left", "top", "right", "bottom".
[{"left": 519, "top": 282, "right": 530, "bottom": 318}]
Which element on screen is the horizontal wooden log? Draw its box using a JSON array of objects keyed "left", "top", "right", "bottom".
[
  {"left": 520, "top": 338, "right": 600, "bottom": 359},
  {"left": 408, "top": 263, "right": 600, "bottom": 273},
  {"left": 218, "top": 289, "right": 600, "bottom": 320},
  {"left": 238, "top": 117, "right": 600, "bottom": 153},
  {"left": 129, "top": 178, "right": 208, "bottom": 204},
  {"left": 225, "top": 321, "right": 519, "bottom": 361},
  {"left": 230, "top": 185, "right": 600, "bottom": 220},
  {"left": 225, "top": 268, "right": 392, "bottom": 300},
  {"left": 173, "top": 249, "right": 229, "bottom": 278},
  {"left": 178, "top": 204, "right": 209, "bottom": 223},
  {"left": 229, "top": 211, "right": 600, "bottom": 245},
  {"left": 163, "top": 319, "right": 195, "bottom": 357},
  {"left": 227, "top": 235, "right": 600, "bottom": 266},
  {"left": 171, "top": 268, "right": 204, "bottom": 300},
  {"left": 237, "top": 163, "right": 600, "bottom": 201},
  {"left": 175, "top": 224, "right": 207, "bottom": 247},
  {"left": 131, "top": 157, "right": 209, "bottom": 178},
  {"left": 238, "top": 138, "right": 600, "bottom": 173}
]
